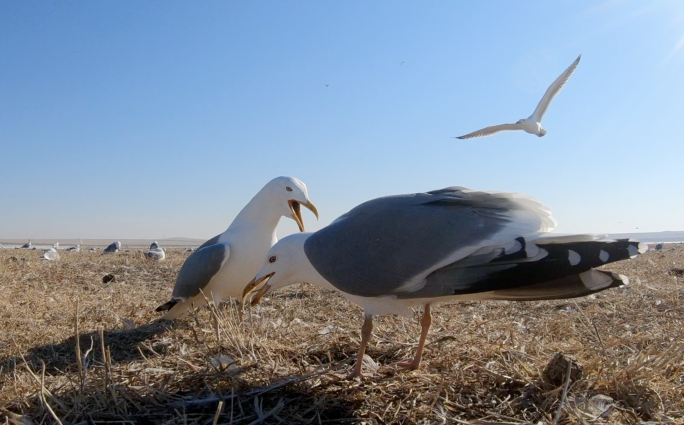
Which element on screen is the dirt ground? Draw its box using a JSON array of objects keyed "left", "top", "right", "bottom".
[{"left": 0, "top": 244, "right": 682, "bottom": 424}]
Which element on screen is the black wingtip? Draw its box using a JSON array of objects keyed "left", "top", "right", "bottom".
[{"left": 155, "top": 299, "right": 180, "bottom": 312}]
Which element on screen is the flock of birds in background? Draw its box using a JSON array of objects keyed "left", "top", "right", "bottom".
[
  {"left": 7, "top": 54, "right": 652, "bottom": 379},
  {"left": 13, "top": 238, "right": 169, "bottom": 261}
]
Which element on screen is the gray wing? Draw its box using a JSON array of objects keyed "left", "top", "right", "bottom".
[
  {"left": 303, "top": 187, "right": 554, "bottom": 297},
  {"left": 411, "top": 237, "right": 642, "bottom": 299},
  {"left": 103, "top": 242, "right": 117, "bottom": 253},
  {"left": 172, "top": 243, "right": 230, "bottom": 299},
  {"left": 197, "top": 234, "right": 222, "bottom": 250},
  {"left": 456, "top": 123, "right": 522, "bottom": 139},
  {"left": 530, "top": 54, "right": 581, "bottom": 122}
]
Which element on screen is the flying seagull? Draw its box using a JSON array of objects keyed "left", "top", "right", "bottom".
[
  {"left": 456, "top": 54, "right": 581, "bottom": 139},
  {"left": 156, "top": 176, "right": 318, "bottom": 320},
  {"left": 244, "top": 186, "right": 645, "bottom": 378},
  {"left": 20, "top": 239, "right": 32, "bottom": 249},
  {"left": 103, "top": 241, "right": 121, "bottom": 254}
]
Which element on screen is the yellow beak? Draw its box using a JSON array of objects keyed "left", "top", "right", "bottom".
[
  {"left": 242, "top": 272, "right": 275, "bottom": 306},
  {"left": 289, "top": 200, "right": 319, "bottom": 232}
]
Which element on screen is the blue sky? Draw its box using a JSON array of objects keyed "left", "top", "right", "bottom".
[{"left": 1, "top": 1, "right": 683, "bottom": 239}]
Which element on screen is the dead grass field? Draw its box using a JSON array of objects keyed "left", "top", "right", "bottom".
[{"left": 0, "top": 245, "right": 683, "bottom": 424}]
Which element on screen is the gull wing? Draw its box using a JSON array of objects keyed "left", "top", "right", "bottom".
[
  {"left": 303, "top": 187, "right": 555, "bottom": 298},
  {"left": 170, "top": 243, "right": 230, "bottom": 300},
  {"left": 456, "top": 123, "right": 522, "bottom": 139},
  {"left": 530, "top": 54, "right": 581, "bottom": 123}
]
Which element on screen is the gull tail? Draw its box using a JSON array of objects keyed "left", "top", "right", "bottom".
[
  {"left": 538, "top": 128, "right": 547, "bottom": 137},
  {"left": 485, "top": 270, "right": 628, "bottom": 300},
  {"left": 418, "top": 237, "right": 646, "bottom": 300},
  {"left": 155, "top": 298, "right": 180, "bottom": 312}
]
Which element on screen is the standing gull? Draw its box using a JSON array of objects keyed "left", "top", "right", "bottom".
[
  {"left": 103, "top": 241, "right": 121, "bottom": 254},
  {"left": 20, "top": 239, "right": 32, "bottom": 249},
  {"left": 456, "top": 54, "right": 581, "bottom": 139},
  {"left": 156, "top": 176, "right": 318, "bottom": 320},
  {"left": 244, "top": 186, "right": 646, "bottom": 378}
]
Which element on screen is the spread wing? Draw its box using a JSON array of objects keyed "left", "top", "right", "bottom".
[
  {"left": 530, "top": 54, "right": 581, "bottom": 122},
  {"left": 456, "top": 123, "right": 522, "bottom": 139}
]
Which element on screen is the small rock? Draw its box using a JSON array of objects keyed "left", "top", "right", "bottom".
[
  {"left": 543, "top": 352, "right": 583, "bottom": 386},
  {"left": 102, "top": 274, "right": 116, "bottom": 284}
]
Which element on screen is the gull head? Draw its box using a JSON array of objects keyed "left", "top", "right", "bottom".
[
  {"left": 266, "top": 176, "right": 318, "bottom": 232},
  {"left": 242, "top": 233, "right": 311, "bottom": 306}
]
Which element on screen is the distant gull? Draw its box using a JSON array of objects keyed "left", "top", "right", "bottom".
[
  {"left": 41, "top": 247, "right": 60, "bottom": 261},
  {"left": 21, "top": 239, "right": 32, "bottom": 249},
  {"left": 145, "top": 242, "right": 166, "bottom": 261},
  {"left": 324, "top": 83, "right": 329, "bottom": 88},
  {"left": 66, "top": 245, "right": 80, "bottom": 252},
  {"left": 456, "top": 54, "right": 581, "bottom": 139},
  {"left": 244, "top": 185, "right": 646, "bottom": 378},
  {"left": 103, "top": 241, "right": 121, "bottom": 254},
  {"left": 156, "top": 176, "right": 319, "bottom": 320}
]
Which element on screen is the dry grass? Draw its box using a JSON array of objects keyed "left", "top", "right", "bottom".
[{"left": 0, "top": 245, "right": 683, "bottom": 424}]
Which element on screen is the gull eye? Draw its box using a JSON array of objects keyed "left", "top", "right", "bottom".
[
  {"left": 268, "top": 256, "right": 277, "bottom": 263},
  {"left": 285, "top": 186, "right": 293, "bottom": 192}
]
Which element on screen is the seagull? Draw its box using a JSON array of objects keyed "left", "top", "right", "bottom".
[
  {"left": 52, "top": 242, "right": 59, "bottom": 249},
  {"left": 41, "top": 247, "right": 60, "bottom": 261},
  {"left": 324, "top": 84, "right": 329, "bottom": 88},
  {"left": 456, "top": 54, "right": 581, "bottom": 139},
  {"left": 145, "top": 243, "right": 166, "bottom": 261},
  {"left": 244, "top": 186, "right": 646, "bottom": 378},
  {"left": 155, "top": 176, "right": 319, "bottom": 320},
  {"left": 66, "top": 244, "right": 80, "bottom": 252},
  {"left": 20, "top": 239, "right": 32, "bottom": 249},
  {"left": 103, "top": 241, "right": 121, "bottom": 254}
]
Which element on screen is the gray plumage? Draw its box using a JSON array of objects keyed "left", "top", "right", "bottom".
[
  {"left": 103, "top": 241, "right": 121, "bottom": 254},
  {"left": 303, "top": 187, "right": 643, "bottom": 301},
  {"left": 168, "top": 244, "right": 228, "bottom": 300},
  {"left": 303, "top": 187, "right": 554, "bottom": 298},
  {"left": 21, "top": 240, "right": 32, "bottom": 249}
]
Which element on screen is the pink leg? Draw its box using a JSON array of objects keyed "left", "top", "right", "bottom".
[
  {"left": 395, "top": 304, "right": 432, "bottom": 370},
  {"left": 348, "top": 313, "right": 373, "bottom": 379}
]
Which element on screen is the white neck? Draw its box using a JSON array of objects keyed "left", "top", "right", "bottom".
[
  {"left": 227, "top": 185, "right": 284, "bottom": 234},
  {"left": 280, "top": 233, "right": 338, "bottom": 292}
]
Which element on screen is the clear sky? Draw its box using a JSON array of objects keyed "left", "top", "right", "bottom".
[{"left": 1, "top": 1, "right": 683, "bottom": 240}]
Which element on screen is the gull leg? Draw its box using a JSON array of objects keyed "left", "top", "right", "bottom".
[
  {"left": 349, "top": 313, "right": 373, "bottom": 379},
  {"left": 394, "top": 304, "right": 432, "bottom": 370}
]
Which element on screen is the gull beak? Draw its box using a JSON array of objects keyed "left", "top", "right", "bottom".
[
  {"left": 288, "top": 200, "right": 319, "bottom": 232},
  {"left": 242, "top": 272, "right": 275, "bottom": 306}
]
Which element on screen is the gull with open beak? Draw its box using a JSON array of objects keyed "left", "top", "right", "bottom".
[
  {"left": 244, "top": 186, "right": 645, "bottom": 378},
  {"left": 157, "top": 176, "right": 318, "bottom": 319}
]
